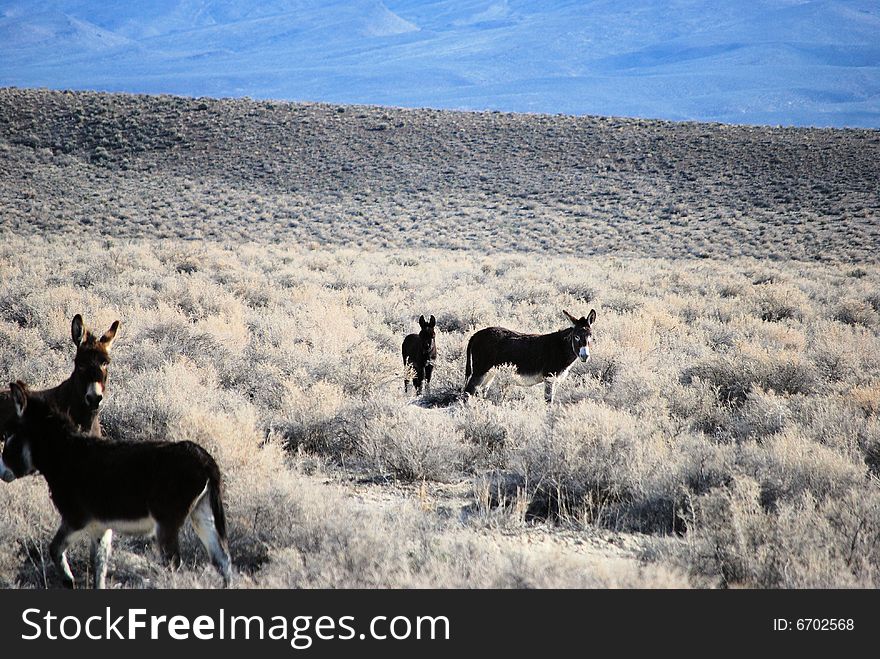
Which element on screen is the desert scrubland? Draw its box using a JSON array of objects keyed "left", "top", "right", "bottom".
[{"left": 0, "top": 88, "right": 879, "bottom": 588}]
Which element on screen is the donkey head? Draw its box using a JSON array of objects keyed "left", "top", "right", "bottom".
[
  {"left": 70, "top": 314, "right": 119, "bottom": 411},
  {"left": 563, "top": 309, "right": 596, "bottom": 362},
  {"left": 0, "top": 382, "right": 38, "bottom": 482},
  {"left": 418, "top": 315, "right": 436, "bottom": 356}
]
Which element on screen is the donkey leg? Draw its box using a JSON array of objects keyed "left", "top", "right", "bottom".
[
  {"left": 425, "top": 363, "right": 434, "bottom": 393},
  {"left": 49, "top": 522, "right": 77, "bottom": 589},
  {"left": 90, "top": 529, "right": 113, "bottom": 589},
  {"left": 544, "top": 378, "right": 556, "bottom": 404},
  {"left": 464, "top": 370, "right": 487, "bottom": 396},
  {"left": 413, "top": 366, "right": 424, "bottom": 395},
  {"left": 156, "top": 523, "right": 182, "bottom": 571},
  {"left": 190, "top": 494, "right": 232, "bottom": 587}
]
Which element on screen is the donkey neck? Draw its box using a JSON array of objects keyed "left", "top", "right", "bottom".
[
  {"left": 29, "top": 418, "right": 96, "bottom": 482},
  {"left": 544, "top": 327, "right": 578, "bottom": 370},
  {"left": 548, "top": 326, "right": 576, "bottom": 349}
]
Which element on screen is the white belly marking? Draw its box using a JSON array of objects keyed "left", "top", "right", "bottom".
[{"left": 84, "top": 517, "right": 158, "bottom": 538}]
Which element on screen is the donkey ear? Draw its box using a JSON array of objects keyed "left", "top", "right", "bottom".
[
  {"left": 587, "top": 309, "right": 597, "bottom": 326},
  {"left": 10, "top": 381, "right": 27, "bottom": 418},
  {"left": 419, "top": 315, "right": 427, "bottom": 328},
  {"left": 100, "top": 320, "right": 120, "bottom": 348},
  {"left": 71, "top": 314, "right": 85, "bottom": 346},
  {"left": 429, "top": 315, "right": 436, "bottom": 328},
  {"left": 562, "top": 309, "right": 578, "bottom": 325}
]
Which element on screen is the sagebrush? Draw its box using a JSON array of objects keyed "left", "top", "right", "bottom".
[{"left": 0, "top": 236, "right": 878, "bottom": 587}]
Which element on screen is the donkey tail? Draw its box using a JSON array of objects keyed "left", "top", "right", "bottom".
[
  {"left": 188, "top": 447, "right": 232, "bottom": 586},
  {"left": 208, "top": 462, "right": 232, "bottom": 586},
  {"left": 207, "top": 463, "right": 228, "bottom": 544},
  {"left": 205, "top": 460, "right": 233, "bottom": 587},
  {"left": 465, "top": 336, "right": 473, "bottom": 380}
]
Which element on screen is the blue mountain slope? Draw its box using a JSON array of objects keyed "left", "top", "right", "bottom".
[{"left": 1, "top": 0, "right": 878, "bottom": 126}]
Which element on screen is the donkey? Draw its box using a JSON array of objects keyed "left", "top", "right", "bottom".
[
  {"left": 464, "top": 309, "right": 596, "bottom": 403},
  {"left": 0, "top": 314, "right": 119, "bottom": 436},
  {"left": 402, "top": 315, "right": 437, "bottom": 395},
  {"left": 0, "top": 382, "right": 231, "bottom": 589}
]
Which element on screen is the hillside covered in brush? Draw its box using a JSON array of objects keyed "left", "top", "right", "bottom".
[{"left": 1, "top": 87, "right": 878, "bottom": 260}]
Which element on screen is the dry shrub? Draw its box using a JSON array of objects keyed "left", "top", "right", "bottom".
[
  {"left": 251, "top": 484, "right": 688, "bottom": 588},
  {"left": 730, "top": 387, "right": 790, "bottom": 440},
  {"left": 515, "top": 401, "right": 717, "bottom": 532},
  {"left": 273, "top": 381, "right": 350, "bottom": 455},
  {"left": 103, "top": 359, "right": 251, "bottom": 443},
  {"left": 453, "top": 398, "right": 546, "bottom": 471},
  {"left": 352, "top": 404, "right": 464, "bottom": 481},
  {"left": 556, "top": 276, "right": 599, "bottom": 303},
  {"left": 666, "top": 378, "right": 731, "bottom": 437},
  {"left": 603, "top": 356, "right": 667, "bottom": 415},
  {"left": 738, "top": 432, "right": 864, "bottom": 509},
  {"left": 807, "top": 320, "right": 880, "bottom": 386},
  {"left": 849, "top": 385, "right": 880, "bottom": 418},
  {"left": 454, "top": 400, "right": 512, "bottom": 470},
  {"left": 682, "top": 348, "right": 817, "bottom": 407},
  {"left": 0, "top": 478, "right": 58, "bottom": 587},
  {"left": 687, "top": 478, "right": 880, "bottom": 588},
  {"left": 681, "top": 356, "right": 754, "bottom": 406},
  {"left": 785, "top": 395, "right": 873, "bottom": 462},
  {"left": 748, "top": 282, "right": 810, "bottom": 322},
  {"left": 833, "top": 298, "right": 880, "bottom": 329}
]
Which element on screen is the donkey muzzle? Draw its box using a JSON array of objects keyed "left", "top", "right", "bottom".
[
  {"left": 579, "top": 347, "right": 590, "bottom": 362},
  {"left": 85, "top": 382, "right": 104, "bottom": 409}
]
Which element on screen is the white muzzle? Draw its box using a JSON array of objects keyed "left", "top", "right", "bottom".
[
  {"left": 85, "top": 381, "right": 104, "bottom": 409},
  {"left": 579, "top": 347, "right": 590, "bottom": 362}
]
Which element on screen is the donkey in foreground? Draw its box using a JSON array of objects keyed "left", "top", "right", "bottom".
[
  {"left": 0, "top": 314, "right": 119, "bottom": 436},
  {"left": 402, "top": 315, "right": 437, "bottom": 395},
  {"left": 464, "top": 309, "right": 596, "bottom": 403},
  {"left": 0, "top": 382, "right": 231, "bottom": 589}
]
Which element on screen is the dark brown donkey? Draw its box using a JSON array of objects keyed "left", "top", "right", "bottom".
[
  {"left": 402, "top": 315, "right": 437, "bottom": 395},
  {"left": 464, "top": 309, "right": 596, "bottom": 403},
  {"left": 0, "top": 382, "right": 231, "bottom": 589},
  {"left": 0, "top": 314, "right": 119, "bottom": 436}
]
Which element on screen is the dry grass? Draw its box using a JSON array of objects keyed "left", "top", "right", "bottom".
[{"left": 0, "top": 235, "right": 878, "bottom": 588}]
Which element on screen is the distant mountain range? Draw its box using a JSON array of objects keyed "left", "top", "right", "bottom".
[{"left": 1, "top": 0, "right": 878, "bottom": 127}]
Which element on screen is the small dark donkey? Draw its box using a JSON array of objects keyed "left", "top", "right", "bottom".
[
  {"left": 0, "top": 314, "right": 119, "bottom": 436},
  {"left": 0, "top": 382, "right": 231, "bottom": 589},
  {"left": 402, "top": 314, "right": 437, "bottom": 395}
]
